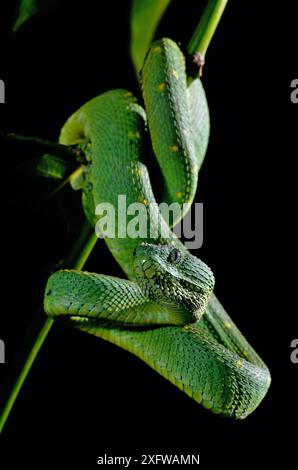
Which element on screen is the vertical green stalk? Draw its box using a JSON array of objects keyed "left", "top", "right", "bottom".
[
  {"left": 0, "top": 225, "right": 97, "bottom": 433},
  {"left": 188, "top": 0, "right": 228, "bottom": 74}
]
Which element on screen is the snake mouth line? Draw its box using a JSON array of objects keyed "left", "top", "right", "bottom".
[
  {"left": 59, "top": 314, "right": 178, "bottom": 332},
  {"left": 140, "top": 264, "right": 211, "bottom": 295}
]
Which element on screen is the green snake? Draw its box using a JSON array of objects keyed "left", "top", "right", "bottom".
[{"left": 44, "top": 38, "right": 271, "bottom": 419}]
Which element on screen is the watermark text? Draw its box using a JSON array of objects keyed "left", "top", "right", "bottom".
[
  {"left": 290, "top": 79, "right": 298, "bottom": 103},
  {"left": 0, "top": 79, "right": 5, "bottom": 103},
  {"left": 0, "top": 339, "right": 5, "bottom": 363},
  {"left": 290, "top": 339, "right": 298, "bottom": 364},
  {"left": 94, "top": 195, "right": 203, "bottom": 249}
]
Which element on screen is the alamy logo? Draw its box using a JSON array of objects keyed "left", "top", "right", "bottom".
[
  {"left": 290, "top": 79, "right": 298, "bottom": 104},
  {"left": 95, "top": 195, "right": 203, "bottom": 249},
  {"left": 0, "top": 339, "right": 5, "bottom": 363},
  {"left": 290, "top": 339, "right": 298, "bottom": 364},
  {"left": 0, "top": 79, "right": 5, "bottom": 103}
]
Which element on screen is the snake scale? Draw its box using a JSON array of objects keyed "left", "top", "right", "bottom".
[{"left": 44, "top": 38, "right": 271, "bottom": 419}]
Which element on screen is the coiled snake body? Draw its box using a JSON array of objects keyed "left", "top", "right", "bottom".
[{"left": 44, "top": 39, "right": 271, "bottom": 419}]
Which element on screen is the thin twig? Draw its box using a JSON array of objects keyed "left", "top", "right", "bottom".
[
  {"left": 188, "top": 0, "right": 228, "bottom": 76},
  {"left": 0, "top": 131, "right": 85, "bottom": 162}
]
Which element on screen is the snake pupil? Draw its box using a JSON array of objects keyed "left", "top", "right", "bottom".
[{"left": 169, "top": 249, "right": 181, "bottom": 264}]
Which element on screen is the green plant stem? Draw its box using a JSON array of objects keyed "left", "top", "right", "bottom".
[
  {"left": 0, "top": 319, "right": 54, "bottom": 434},
  {"left": 0, "top": 224, "right": 97, "bottom": 433},
  {"left": 188, "top": 0, "right": 228, "bottom": 74}
]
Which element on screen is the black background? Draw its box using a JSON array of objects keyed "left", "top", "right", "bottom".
[{"left": 0, "top": 0, "right": 297, "bottom": 452}]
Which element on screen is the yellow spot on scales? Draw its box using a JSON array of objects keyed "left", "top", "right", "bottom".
[
  {"left": 223, "top": 322, "right": 232, "bottom": 329},
  {"left": 132, "top": 166, "right": 142, "bottom": 176},
  {"left": 171, "top": 69, "right": 179, "bottom": 79},
  {"left": 235, "top": 360, "right": 243, "bottom": 368},
  {"left": 138, "top": 196, "right": 148, "bottom": 205},
  {"left": 152, "top": 46, "right": 161, "bottom": 53},
  {"left": 124, "top": 91, "right": 133, "bottom": 97},
  {"left": 169, "top": 145, "right": 179, "bottom": 153},
  {"left": 157, "top": 83, "right": 166, "bottom": 91},
  {"left": 128, "top": 131, "right": 141, "bottom": 139},
  {"left": 176, "top": 191, "right": 183, "bottom": 199}
]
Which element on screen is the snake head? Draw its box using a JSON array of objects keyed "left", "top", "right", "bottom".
[{"left": 133, "top": 243, "right": 215, "bottom": 320}]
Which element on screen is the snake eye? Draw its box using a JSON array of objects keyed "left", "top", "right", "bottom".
[{"left": 169, "top": 248, "right": 181, "bottom": 264}]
